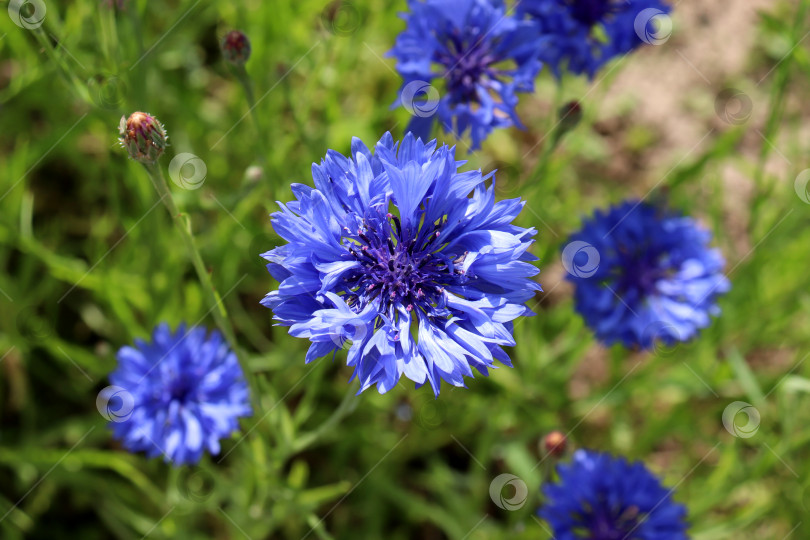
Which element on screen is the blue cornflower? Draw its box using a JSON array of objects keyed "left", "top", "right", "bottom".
[
  {"left": 539, "top": 449, "right": 689, "bottom": 540},
  {"left": 518, "top": 0, "right": 672, "bottom": 78},
  {"left": 261, "top": 133, "right": 541, "bottom": 395},
  {"left": 107, "top": 323, "right": 252, "bottom": 465},
  {"left": 563, "top": 200, "right": 729, "bottom": 349},
  {"left": 388, "top": 0, "right": 546, "bottom": 150}
]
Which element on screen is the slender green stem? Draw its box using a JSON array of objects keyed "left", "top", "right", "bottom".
[
  {"left": 233, "top": 64, "right": 268, "bottom": 164},
  {"left": 32, "top": 28, "right": 90, "bottom": 104},
  {"left": 126, "top": 3, "right": 147, "bottom": 102},
  {"left": 166, "top": 465, "right": 181, "bottom": 505},
  {"left": 750, "top": 0, "right": 808, "bottom": 228},
  {"left": 281, "top": 70, "right": 316, "bottom": 150},
  {"left": 289, "top": 385, "right": 359, "bottom": 453},
  {"left": 609, "top": 345, "right": 624, "bottom": 385},
  {"left": 142, "top": 162, "right": 258, "bottom": 406},
  {"left": 526, "top": 81, "right": 567, "bottom": 186}
]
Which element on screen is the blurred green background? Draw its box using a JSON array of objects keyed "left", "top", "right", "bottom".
[{"left": 2, "top": 0, "right": 810, "bottom": 538}]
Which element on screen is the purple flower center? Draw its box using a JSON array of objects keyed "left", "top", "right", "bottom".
[
  {"left": 437, "top": 33, "right": 499, "bottom": 104},
  {"left": 167, "top": 374, "right": 195, "bottom": 404},
  {"left": 341, "top": 212, "right": 466, "bottom": 315},
  {"left": 567, "top": 0, "right": 617, "bottom": 26},
  {"left": 579, "top": 503, "right": 642, "bottom": 539},
  {"left": 611, "top": 244, "right": 670, "bottom": 297}
]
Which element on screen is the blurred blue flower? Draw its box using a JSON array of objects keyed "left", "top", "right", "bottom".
[
  {"left": 563, "top": 200, "right": 729, "bottom": 349},
  {"left": 388, "top": 0, "right": 546, "bottom": 150},
  {"left": 108, "top": 323, "right": 251, "bottom": 465},
  {"left": 261, "top": 133, "right": 541, "bottom": 395},
  {"left": 518, "top": 0, "right": 672, "bottom": 78},
  {"left": 539, "top": 449, "right": 689, "bottom": 540}
]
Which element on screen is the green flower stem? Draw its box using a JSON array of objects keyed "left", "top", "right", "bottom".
[
  {"left": 126, "top": 4, "right": 147, "bottom": 103},
  {"left": 281, "top": 70, "right": 316, "bottom": 150},
  {"left": 31, "top": 28, "right": 90, "bottom": 104},
  {"left": 526, "top": 83, "right": 567, "bottom": 186},
  {"left": 750, "top": 0, "right": 808, "bottom": 228},
  {"left": 232, "top": 64, "right": 268, "bottom": 164},
  {"left": 142, "top": 161, "right": 258, "bottom": 405},
  {"left": 289, "top": 385, "right": 360, "bottom": 454}
]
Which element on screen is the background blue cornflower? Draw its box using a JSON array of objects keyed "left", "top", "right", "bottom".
[
  {"left": 564, "top": 200, "right": 729, "bottom": 349},
  {"left": 539, "top": 449, "right": 689, "bottom": 540},
  {"left": 518, "top": 0, "right": 672, "bottom": 78},
  {"left": 388, "top": 0, "right": 546, "bottom": 149},
  {"left": 262, "top": 133, "right": 541, "bottom": 395},
  {"left": 108, "top": 323, "right": 252, "bottom": 465}
]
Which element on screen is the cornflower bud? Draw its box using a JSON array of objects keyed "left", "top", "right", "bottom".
[
  {"left": 221, "top": 30, "right": 251, "bottom": 66},
  {"left": 557, "top": 101, "right": 583, "bottom": 134},
  {"left": 543, "top": 430, "right": 568, "bottom": 458},
  {"left": 118, "top": 112, "right": 168, "bottom": 164}
]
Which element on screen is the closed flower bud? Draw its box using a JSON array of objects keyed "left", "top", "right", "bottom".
[
  {"left": 118, "top": 112, "right": 167, "bottom": 164},
  {"left": 558, "top": 101, "right": 582, "bottom": 133},
  {"left": 221, "top": 30, "right": 251, "bottom": 66},
  {"left": 543, "top": 430, "right": 567, "bottom": 458}
]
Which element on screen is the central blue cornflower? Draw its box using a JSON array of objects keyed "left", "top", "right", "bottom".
[
  {"left": 539, "top": 450, "right": 689, "bottom": 539},
  {"left": 518, "top": 0, "right": 672, "bottom": 78},
  {"left": 261, "top": 133, "right": 541, "bottom": 395},
  {"left": 388, "top": 0, "right": 546, "bottom": 149}
]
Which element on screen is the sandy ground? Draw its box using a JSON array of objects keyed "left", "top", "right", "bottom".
[{"left": 558, "top": 0, "right": 797, "bottom": 397}]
